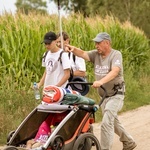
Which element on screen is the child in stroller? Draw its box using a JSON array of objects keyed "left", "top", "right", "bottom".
[
  {"left": 26, "top": 111, "right": 68, "bottom": 149},
  {"left": 26, "top": 121, "right": 50, "bottom": 149}
]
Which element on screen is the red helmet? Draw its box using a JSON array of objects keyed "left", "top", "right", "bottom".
[{"left": 42, "top": 85, "right": 64, "bottom": 104}]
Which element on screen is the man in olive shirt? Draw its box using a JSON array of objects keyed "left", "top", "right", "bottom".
[{"left": 65, "top": 32, "right": 137, "bottom": 150}]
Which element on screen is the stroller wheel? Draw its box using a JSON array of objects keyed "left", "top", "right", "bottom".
[
  {"left": 7, "top": 130, "right": 15, "bottom": 143},
  {"left": 3, "top": 146, "right": 18, "bottom": 150},
  {"left": 73, "top": 133, "right": 101, "bottom": 150},
  {"left": 51, "top": 135, "right": 64, "bottom": 150}
]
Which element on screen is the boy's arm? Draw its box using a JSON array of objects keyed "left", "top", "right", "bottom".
[
  {"left": 37, "top": 71, "right": 46, "bottom": 88},
  {"left": 56, "top": 69, "right": 70, "bottom": 87},
  {"left": 73, "top": 70, "right": 86, "bottom": 77}
]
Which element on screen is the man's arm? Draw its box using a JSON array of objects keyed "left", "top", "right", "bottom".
[
  {"left": 37, "top": 71, "right": 46, "bottom": 88},
  {"left": 65, "top": 44, "right": 90, "bottom": 61},
  {"left": 92, "top": 66, "right": 120, "bottom": 88}
]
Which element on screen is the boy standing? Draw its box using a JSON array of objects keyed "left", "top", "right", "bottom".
[{"left": 38, "top": 31, "right": 71, "bottom": 89}]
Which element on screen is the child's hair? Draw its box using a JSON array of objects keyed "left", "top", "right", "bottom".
[{"left": 57, "top": 31, "right": 70, "bottom": 41}]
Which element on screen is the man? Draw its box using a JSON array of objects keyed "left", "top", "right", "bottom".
[
  {"left": 37, "top": 31, "right": 71, "bottom": 89},
  {"left": 65, "top": 32, "right": 137, "bottom": 150}
]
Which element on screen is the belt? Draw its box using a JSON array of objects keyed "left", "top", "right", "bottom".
[
  {"left": 116, "top": 91, "right": 125, "bottom": 95},
  {"left": 106, "top": 91, "right": 125, "bottom": 98}
]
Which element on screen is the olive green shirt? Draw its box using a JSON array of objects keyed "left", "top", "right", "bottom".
[{"left": 88, "top": 49, "right": 124, "bottom": 97}]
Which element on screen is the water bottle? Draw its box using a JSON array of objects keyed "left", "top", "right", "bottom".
[{"left": 33, "top": 82, "right": 40, "bottom": 100}]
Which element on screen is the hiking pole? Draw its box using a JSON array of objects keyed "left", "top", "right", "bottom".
[{"left": 57, "top": 0, "right": 63, "bottom": 50}]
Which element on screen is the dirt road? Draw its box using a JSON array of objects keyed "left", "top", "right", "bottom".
[
  {"left": 93, "top": 105, "right": 150, "bottom": 150},
  {"left": 1, "top": 105, "right": 150, "bottom": 150}
]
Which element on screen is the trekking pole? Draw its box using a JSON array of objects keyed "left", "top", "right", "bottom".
[{"left": 57, "top": 0, "right": 63, "bottom": 50}]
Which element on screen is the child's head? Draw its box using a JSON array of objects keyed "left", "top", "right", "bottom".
[{"left": 56, "top": 31, "right": 70, "bottom": 48}]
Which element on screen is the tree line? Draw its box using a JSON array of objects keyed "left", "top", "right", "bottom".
[{"left": 14, "top": 0, "right": 150, "bottom": 38}]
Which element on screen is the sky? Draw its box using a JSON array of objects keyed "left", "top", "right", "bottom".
[{"left": 0, "top": 0, "right": 66, "bottom": 15}]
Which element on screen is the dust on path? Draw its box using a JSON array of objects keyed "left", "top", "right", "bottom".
[{"left": 93, "top": 105, "right": 150, "bottom": 150}]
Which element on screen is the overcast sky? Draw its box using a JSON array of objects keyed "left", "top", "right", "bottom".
[{"left": 0, "top": 0, "right": 65, "bottom": 15}]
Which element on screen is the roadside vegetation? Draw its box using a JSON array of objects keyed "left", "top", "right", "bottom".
[{"left": 0, "top": 12, "right": 149, "bottom": 144}]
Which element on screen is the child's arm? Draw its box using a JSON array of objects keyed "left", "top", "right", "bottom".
[{"left": 56, "top": 68, "right": 70, "bottom": 87}]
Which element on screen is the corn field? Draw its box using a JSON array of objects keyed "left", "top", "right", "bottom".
[{"left": 0, "top": 12, "right": 150, "bottom": 144}]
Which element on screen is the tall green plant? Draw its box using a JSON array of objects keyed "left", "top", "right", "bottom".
[{"left": 0, "top": 13, "right": 149, "bottom": 89}]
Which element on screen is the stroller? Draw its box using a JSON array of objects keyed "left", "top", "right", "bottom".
[{"left": 4, "top": 83, "right": 106, "bottom": 150}]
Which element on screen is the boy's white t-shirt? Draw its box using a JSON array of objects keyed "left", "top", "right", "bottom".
[
  {"left": 69, "top": 52, "right": 86, "bottom": 72},
  {"left": 42, "top": 49, "right": 71, "bottom": 88}
]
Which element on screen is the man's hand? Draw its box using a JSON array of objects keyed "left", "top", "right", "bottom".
[
  {"left": 92, "top": 81, "right": 103, "bottom": 88},
  {"left": 65, "top": 44, "right": 75, "bottom": 52}
]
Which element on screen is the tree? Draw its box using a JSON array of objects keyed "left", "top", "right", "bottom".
[
  {"left": 87, "top": 0, "right": 150, "bottom": 38},
  {"left": 49, "top": 0, "right": 88, "bottom": 16},
  {"left": 15, "top": 0, "right": 48, "bottom": 15},
  {"left": 50, "top": 0, "right": 150, "bottom": 38}
]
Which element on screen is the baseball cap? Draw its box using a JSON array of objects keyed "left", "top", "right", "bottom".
[
  {"left": 92, "top": 32, "right": 111, "bottom": 42},
  {"left": 41, "top": 31, "right": 57, "bottom": 44}
]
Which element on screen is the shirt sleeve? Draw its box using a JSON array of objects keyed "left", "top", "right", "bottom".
[
  {"left": 87, "top": 49, "right": 97, "bottom": 63},
  {"left": 111, "top": 51, "right": 123, "bottom": 69},
  {"left": 73, "top": 56, "right": 86, "bottom": 71}
]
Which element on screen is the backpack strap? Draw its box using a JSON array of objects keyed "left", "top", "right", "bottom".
[
  {"left": 69, "top": 68, "right": 74, "bottom": 82},
  {"left": 42, "top": 50, "right": 49, "bottom": 62},
  {"left": 72, "top": 54, "right": 76, "bottom": 63},
  {"left": 58, "top": 51, "right": 65, "bottom": 64},
  {"left": 58, "top": 51, "right": 74, "bottom": 81},
  {"left": 68, "top": 52, "right": 71, "bottom": 59}
]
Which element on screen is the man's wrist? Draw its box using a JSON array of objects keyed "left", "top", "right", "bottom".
[{"left": 99, "top": 81, "right": 104, "bottom": 86}]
